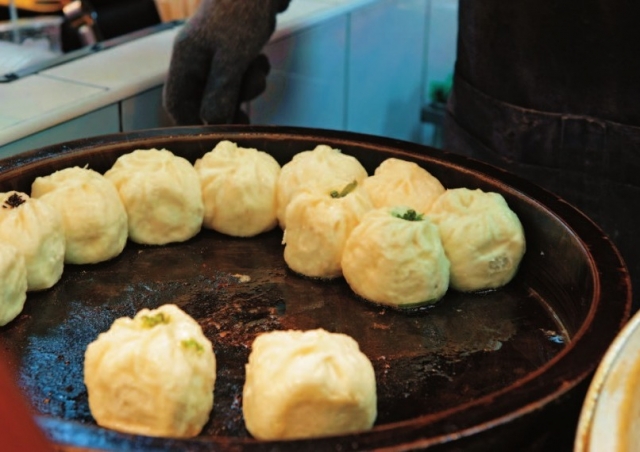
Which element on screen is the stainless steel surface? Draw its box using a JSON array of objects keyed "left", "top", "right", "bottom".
[{"left": 0, "top": 20, "right": 180, "bottom": 83}]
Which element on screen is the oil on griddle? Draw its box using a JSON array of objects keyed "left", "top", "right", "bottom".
[{"left": 0, "top": 225, "right": 566, "bottom": 438}]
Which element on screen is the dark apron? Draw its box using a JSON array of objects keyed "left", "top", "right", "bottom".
[
  {"left": 443, "top": 73, "right": 640, "bottom": 187},
  {"left": 442, "top": 2, "right": 640, "bottom": 321},
  {"left": 443, "top": 0, "right": 640, "bottom": 188}
]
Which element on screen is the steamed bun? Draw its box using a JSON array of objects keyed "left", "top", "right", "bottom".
[
  {"left": 242, "top": 328, "right": 377, "bottom": 440},
  {"left": 276, "top": 145, "right": 368, "bottom": 229},
  {"left": 194, "top": 140, "right": 280, "bottom": 237},
  {"left": 0, "top": 191, "right": 65, "bottom": 291},
  {"left": 428, "top": 188, "right": 526, "bottom": 292},
  {"left": 0, "top": 242, "right": 27, "bottom": 327},
  {"left": 84, "top": 304, "right": 216, "bottom": 438},
  {"left": 362, "top": 158, "right": 445, "bottom": 212},
  {"left": 31, "top": 166, "right": 128, "bottom": 264},
  {"left": 104, "top": 149, "right": 204, "bottom": 245},
  {"left": 283, "top": 181, "right": 373, "bottom": 279},
  {"left": 341, "top": 206, "right": 450, "bottom": 308}
]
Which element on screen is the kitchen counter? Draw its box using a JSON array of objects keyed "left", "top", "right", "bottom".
[{"left": 0, "top": 0, "right": 386, "bottom": 155}]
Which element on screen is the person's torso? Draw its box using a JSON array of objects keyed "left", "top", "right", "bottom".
[{"left": 456, "top": 0, "right": 640, "bottom": 126}]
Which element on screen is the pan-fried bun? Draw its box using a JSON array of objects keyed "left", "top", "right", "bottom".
[
  {"left": 0, "top": 191, "right": 65, "bottom": 291},
  {"left": 0, "top": 242, "right": 27, "bottom": 326},
  {"left": 276, "top": 145, "right": 368, "bottom": 229},
  {"left": 428, "top": 188, "right": 526, "bottom": 292},
  {"left": 84, "top": 304, "right": 216, "bottom": 438},
  {"left": 195, "top": 140, "right": 280, "bottom": 237},
  {"left": 341, "top": 206, "right": 450, "bottom": 308},
  {"left": 104, "top": 149, "right": 204, "bottom": 245},
  {"left": 283, "top": 181, "right": 373, "bottom": 279},
  {"left": 362, "top": 158, "right": 445, "bottom": 212},
  {"left": 242, "top": 328, "right": 377, "bottom": 440},
  {"left": 31, "top": 166, "right": 128, "bottom": 264}
]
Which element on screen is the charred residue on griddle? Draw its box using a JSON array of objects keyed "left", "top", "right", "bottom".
[
  {"left": 198, "top": 281, "right": 286, "bottom": 349},
  {"left": 2, "top": 220, "right": 570, "bottom": 439}
]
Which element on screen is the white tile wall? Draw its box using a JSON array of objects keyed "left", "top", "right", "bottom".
[
  {"left": 251, "top": 15, "right": 348, "bottom": 130},
  {"left": 347, "top": 0, "right": 428, "bottom": 142},
  {"left": 121, "top": 86, "right": 174, "bottom": 132},
  {"left": 421, "top": 0, "right": 458, "bottom": 147}
]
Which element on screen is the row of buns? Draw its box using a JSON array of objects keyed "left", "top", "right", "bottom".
[
  {"left": 278, "top": 144, "right": 526, "bottom": 307},
  {"left": 0, "top": 139, "right": 527, "bottom": 441},
  {"left": 0, "top": 141, "right": 278, "bottom": 325},
  {"left": 0, "top": 140, "right": 526, "bottom": 324}
]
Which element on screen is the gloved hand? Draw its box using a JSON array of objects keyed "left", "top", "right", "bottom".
[{"left": 163, "top": 0, "right": 291, "bottom": 125}]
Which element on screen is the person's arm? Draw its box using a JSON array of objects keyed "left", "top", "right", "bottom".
[{"left": 162, "top": 0, "right": 291, "bottom": 125}]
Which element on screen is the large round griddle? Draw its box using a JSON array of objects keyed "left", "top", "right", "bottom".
[{"left": 0, "top": 126, "right": 631, "bottom": 451}]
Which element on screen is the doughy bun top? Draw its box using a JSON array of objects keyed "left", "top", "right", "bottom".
[
  {"left": 276, "top": 145, "right": 368, "bottom": 229},
  {"left": 104, "top": 148, "right": 204, "bottom": 245},
  {"left": 243, "top": 328, "right": 377, "bottom": 440},
  {"left": 195, "top": 140, "right": 280, "bottom": 237},
  {"left": 341, "top": 206, "right": 450, "bottom": 307},
  {"left": 363, "top": 158, "right": 445, "bottom": 213},
  {"left": 31, "top": 166, "right": 128, "bottom": 265},
  {"left": 32, "top": 166, "right": 110, "bottom": 193}
]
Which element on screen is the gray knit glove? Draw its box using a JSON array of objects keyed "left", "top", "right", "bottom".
[{"left": 163, "top": 0, "right": 291, "bottom": 125}]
